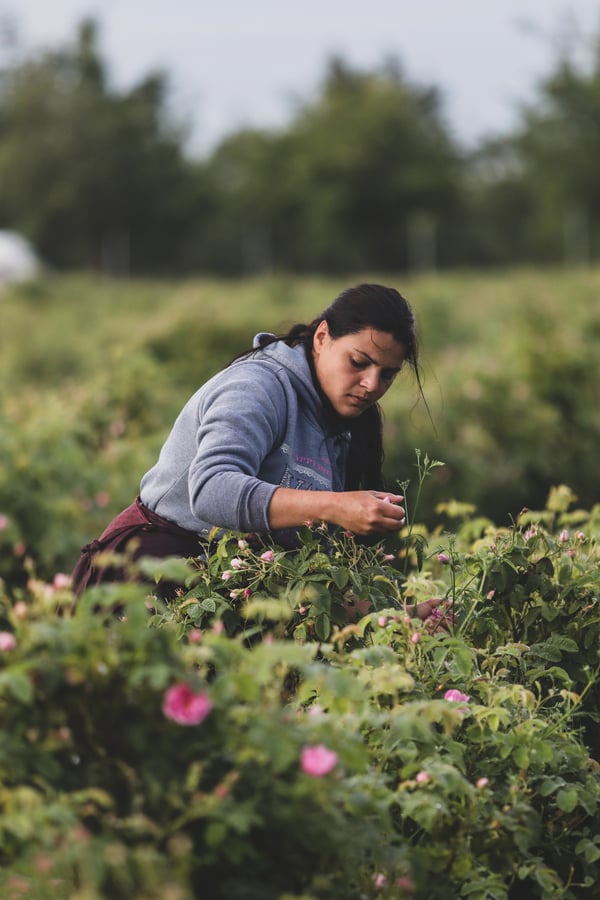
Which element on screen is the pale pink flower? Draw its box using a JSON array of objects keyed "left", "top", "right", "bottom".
[
  {"left": 444, "top": 689, "right": 470, "bottom": 703},
  {"left": 415, "top": 770, "right": 431, "bottom": 784},
  {"left": 378, "top": 615, "right": 388, "bottom": 627},
  {"left": 300, "top": 744, "right": 338, "bottom": 777},
  {"left": 0, "top": 514, "right": 9, "bottom": 531},
  {"left": 243, "top": 587, "right": 251, "bottom": 599},
  {"left": 575, "top": 530, "right": 586, "bottom": 541},
  {"left": 567, "top": 549, "right": 576, "bottom": 558},
  {"left": 383, "top": 553, "right": 395, "bottom": 561},
  {"left": 53, "top": 573, "right": 72, "bottom": 590},
  {"left": 221, "top": 570, "right": 232, "bottom": 581},
  {"left": 476, "top": 777, "right": 489, "bottom": 789},
  {"left": 559, "top": 529, "right": 570, "bottom": 543},
  {"left": 230, "top": 557, "right": 244, "bottom": 569},
  {"left": 487, "top": 590, "right": 496, "bottom": 600},
  {"left": 229, "top": 590, "right": 240, "bottom": 599},
  {"left": 437, "top": 552, "right": 450, "bottom": 564},
  {"left": 410, "top": 631, "right": 420, "bottom": 644},
  {"left": 0, "top": 632, "right": 16, "bottom": 651},
  {"left": 299, "top": 606, "right": 307, "bottom": 615},
  {"left": 373, "top": 873, "right": 388, "bottom": 889},
  {"left": 188, "top": 629, "right": 202, "bottom": 644},
  {"left": 260, "top": 550, "right": 275, "bottom": 562},
  {"left": 524, "top": 527, "right": 537, "bottom": 541},
  {"left": 237, "top": 538, "right": 248, "bottom": 550},
  {"left": 162, "top": 683, "right": 212, "bottom": 726},
  {"left": 13, "top": 601, "right": 28, "bottom": 620}
]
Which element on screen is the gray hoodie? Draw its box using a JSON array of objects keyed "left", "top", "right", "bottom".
[{"left": 140, "top": 337, "right": 350, "bottom": 545}]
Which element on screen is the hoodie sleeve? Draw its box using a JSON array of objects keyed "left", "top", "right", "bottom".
[{"left": 188, "top": 364, "right": 288, "bottom": 532}]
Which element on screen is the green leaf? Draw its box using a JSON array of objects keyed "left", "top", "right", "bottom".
[
  {"left": 556, "top": 787, "right": 578, "bottom": 813},
  {"left": 314, "top": 612, "right": 331, "bottom": 641}
]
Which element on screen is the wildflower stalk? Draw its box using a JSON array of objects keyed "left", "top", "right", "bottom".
[{"left": 399, "top": 448, "right": 445, "bottom": 576}]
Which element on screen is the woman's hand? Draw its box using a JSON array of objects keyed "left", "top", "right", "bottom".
[
  {"left": 268, "top": 487, "right": 405, "bottom": 535},
  {"left": 407, "top": 597, "right": 454, "bottom": 633},
  {"left": 330, "top": 490, "right": 406, "bottom": 535}
]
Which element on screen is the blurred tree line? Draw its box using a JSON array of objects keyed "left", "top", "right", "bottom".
[{"left": 1, "top": 19, "right": 600, "bottom": 276}]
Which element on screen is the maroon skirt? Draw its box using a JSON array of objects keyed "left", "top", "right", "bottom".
[{"left": 71, "top": 497, "right": 204, "bottom": 598}]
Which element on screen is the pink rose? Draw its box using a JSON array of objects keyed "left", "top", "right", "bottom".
[
  {"left": 162, "top": 683, "right": 212, "bottom": 726},
  {"left": 476, "top": 777, "right": 489, "bottom": 789},
  {"left": 559, "top": 529, "right": 570, "bottom": 543},
  {"left": 53, "top": 573, "right": 72, "bottom": 590},
  {"left": 230, "top": 557, "right": 244, "bottom": 569},
  {"left": 415, "top": 770, "right": 431, "bottom": 784},
  {"left": 444, "top": 689, "right": 470, "bottom": 703},
  {"left": 300, "top": 744, "right": 338, "bottom": 777},
  {"left": 410, "top": 631, "right": 420, "bottom": 644},
  {"left": 260, "top": 550, "right": 275, "bottom": 562},
  {"left": 0, "top": 632, "right": 16, "bottom": 652}
]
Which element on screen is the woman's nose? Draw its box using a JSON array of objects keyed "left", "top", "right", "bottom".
[{"left": 359, "top": 368, "right": 379, "bottom": 393}]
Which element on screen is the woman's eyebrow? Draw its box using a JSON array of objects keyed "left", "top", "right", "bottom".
[{"left": 353, "top": 348, "right": 401, "bottom": 372}]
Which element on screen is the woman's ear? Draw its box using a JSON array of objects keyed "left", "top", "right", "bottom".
[{"left": 313, "top": 320, "right": 329, "bottom": 355}]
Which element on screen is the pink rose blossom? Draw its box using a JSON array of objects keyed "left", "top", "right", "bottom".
[
  {"left": 410, "top": 631, "right": 420, "bottom": 644},
  {"left": 299, "top": 606, "right": 307, "bottom": 615},
  {"left": 383, "top": 553, "right": 395, "bottom": 561},
  {"left": 444, "top": 689, "right": 470, "bottom": 703},
  {"left": 373, "top": 873, "right": 388, "bottom": 889},
  {"left": 243, "top": 587, "right": 251, "bottom": 599},
  {"left": 53, "top": 573, "right": 72, "bottom": 590},
  {"left": 567, "top": 549, "right": 576, "bottom": 558},
  {"left": 230, "top": 557, "right": 244, "bottom": 569},
  {"left": 238, "top": 538, "right": 248, "bottom": 550},
  {"left": 260, "top": 550, "right": 275, "bottom": 562},
  {"left": 378, "top": 615, "right": 388, "bottom": 627},
  {"left": 162, "top": 683, "right": 212, "bottom": 726},
  {"left": 300, "top": 744, "right": 338, "bottom": 777},
  {"left": 487, "top": 590, "right": 496, "bottom": 600},
  {"left": 188, "top": 629, "right": 202, "bottom": 644},
  {"left": 524, "top": 527, "right": 537, "bottom": 541},
  {"left": 476, "top": 777, "right": 489, "bottom": 789},
  {"left": 221, "top": 570, "right": 232, "bottom": 581},
  {"left": 575, "top": 530, "right": 586, "bottom": 541},
  {"left": 415, "top": 770, "right": 431, "bottom": 784},
  {"left": 0, "top": 632, "right": 17, "bottom": 651},
  {"left": 559, "top": 529, "right": 570, "bottom": 543}
]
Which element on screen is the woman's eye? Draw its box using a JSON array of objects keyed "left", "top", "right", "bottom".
[{"left": 350, "top": 358, "right": 366, "bottom": 369}]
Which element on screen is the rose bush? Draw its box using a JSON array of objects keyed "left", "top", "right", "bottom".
[{"left": 0, "top": 483, "right": 598, "bottom": 898}]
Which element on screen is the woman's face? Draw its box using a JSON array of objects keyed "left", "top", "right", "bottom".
[{"left": 312, "top": 321, "right": 406, "bottom": 418}]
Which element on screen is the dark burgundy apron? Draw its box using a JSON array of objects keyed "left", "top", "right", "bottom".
[{"left": 71, "top": 496, "right": 203, "bottom": 598}]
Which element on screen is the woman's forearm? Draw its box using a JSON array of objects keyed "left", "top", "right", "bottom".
[{"left": 267, "top": 487, "right": 405, "bottom": 536}]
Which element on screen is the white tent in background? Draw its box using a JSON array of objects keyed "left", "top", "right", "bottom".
[{"left": 0, "top": 230, "right": 39, "bottom": 286}]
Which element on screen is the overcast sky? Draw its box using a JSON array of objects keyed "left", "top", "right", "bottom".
[{"left": 3, "top": 0, "right": 600, "bottom": 156}]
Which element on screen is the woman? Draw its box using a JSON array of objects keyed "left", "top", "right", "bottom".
[{"left": 72, "top": 283, "right": 438, "bottom": 620}]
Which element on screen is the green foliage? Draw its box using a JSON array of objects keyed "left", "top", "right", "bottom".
[{"left": 0, "top": 484, "right": 599, "bottom": 898}]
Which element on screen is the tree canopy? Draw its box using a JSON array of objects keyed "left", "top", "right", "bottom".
[{"left": 1, "top": 19, "right": 600, "bottom": 273}]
